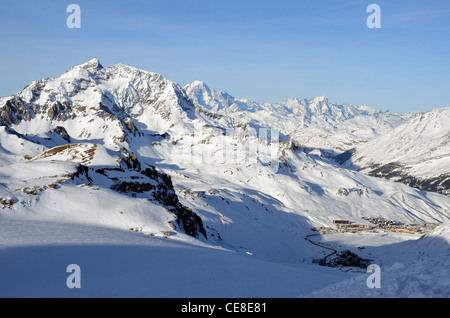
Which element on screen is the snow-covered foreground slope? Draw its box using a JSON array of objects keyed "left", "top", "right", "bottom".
[
  {"left": 2, "top": 216, "right": 447, "bottom": 298},
  {"left": 1, "top": 216, "right": 448, "bottom": 297},
  {"left": 0, "top": 218, "right": 348, "bottom": 298},
  {"left": 1, "top": 59, "right": 449, "bottom": 298}
]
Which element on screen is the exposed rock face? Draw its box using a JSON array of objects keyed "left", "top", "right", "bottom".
[
  {"left": 111, "top": 166, "right": 207, "bottom": 239},
  {"left": 50, "top": 126, "right": 71, "bottom": 142},
  {"left": 0, "top": 98, "right": 34, "bottom": 125}
]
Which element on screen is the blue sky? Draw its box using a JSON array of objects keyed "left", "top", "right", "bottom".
[{"left": 1, "top": 0, "right": 449, "bottom": 113}]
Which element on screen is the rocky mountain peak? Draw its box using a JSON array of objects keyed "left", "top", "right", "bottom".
[{"left": 81, "top": 58, "right": 104, "bottom": 72}]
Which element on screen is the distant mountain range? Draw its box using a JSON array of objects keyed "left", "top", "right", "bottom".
[
  {"left": 184, "top": 80, "right": 450, "bottom": 195},
  {"left": 184, "top": 80, "right": 415, "bottom": 154}
]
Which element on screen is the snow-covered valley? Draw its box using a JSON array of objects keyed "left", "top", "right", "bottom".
[{"left": 0, "top": 59, "right": 449, "bottom": 298}]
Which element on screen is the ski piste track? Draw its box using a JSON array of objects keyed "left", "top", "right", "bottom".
[{"left": 305, "top": 234, "right": 337, "bottom": 266}]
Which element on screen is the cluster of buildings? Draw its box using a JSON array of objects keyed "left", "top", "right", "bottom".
[{"left": 314, "top": 218, "right": 440, "bottom": 235}]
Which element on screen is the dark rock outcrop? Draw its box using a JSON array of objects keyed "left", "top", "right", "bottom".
[
  {"left": 110, "top": 165, "right": 207, "bottom": 239},
  {"left": 321, "top": 250, "right": 371, "bottom": 269}
]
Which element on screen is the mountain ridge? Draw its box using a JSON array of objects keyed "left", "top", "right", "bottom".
[
  {"left": 184, "top": 80, "right": 415, "bottom": 153},
  {"left": 342, "top": 107, "right": 450, "bottom": 196}
]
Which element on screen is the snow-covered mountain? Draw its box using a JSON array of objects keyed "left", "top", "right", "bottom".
[
  {"left": 0, "top": 58, "right": 214, "bottom": 239},
  {"left": 184, "top": 80, "right": 414, "bottom": 154},
  {"left": 340, "top": 107, "right": 450, "bottom": 196},
  {"left": 1, "top": 59, "right": 449, "bottom": 297},
  {"left": 1, "top": 59, "right": 221, "bottom": 144}
]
